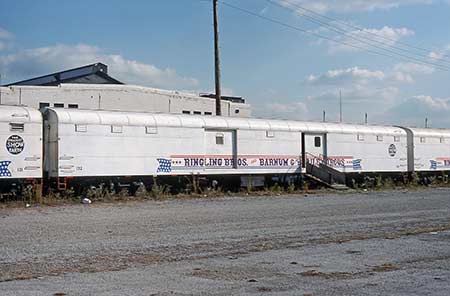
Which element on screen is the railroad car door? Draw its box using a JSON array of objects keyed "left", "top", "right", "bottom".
[
  {"left": 204, "top": 129, "right": 237, "bottom": 169},
  {"left": 302, "top": 133, "right": 326, "bottom": 167}
]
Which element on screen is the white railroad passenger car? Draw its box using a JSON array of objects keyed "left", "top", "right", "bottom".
[
  {"left": 301, "top": 123, "right": 407, "bottom": 173},
  {"left": 43, "top": 108, "right": 409, "bottom": 189},
  {"left": 0, "top": 106, "right": 42, "bottom": 195},
  {"left": 400, "top": 127, "right": 450, "bottom": 172}
]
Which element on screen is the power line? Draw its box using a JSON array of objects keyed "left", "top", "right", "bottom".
[
  {"left": 266, "top": 0, "right": 450, "bottom": 67},
  {"left": 220, "top": 1, "right": 450, "bottom": 71},
  {"left": 268, "top": 0, "right": 450, "bottom": 62}
]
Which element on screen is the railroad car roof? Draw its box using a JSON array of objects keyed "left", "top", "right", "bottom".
[
  {"left": 406, "top": 127, "right": 450, "bottom": 138},
  {"left": 0, "top": 105, "right": 42, "bottom": 123},
  {"left": 46, "top": 108, "right": 407, "bottom": 135}
]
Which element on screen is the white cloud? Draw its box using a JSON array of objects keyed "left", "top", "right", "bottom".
[
  {"left": 382, "top": 95, "right": 450, "bottom": 127},
  {"left": 328, "top": 26, "right": 414, "bottom": 53},
  {"left": 429, "top": 44, "right": 450, "bottom": 61},
  {"left": 411, "top": 95, "right": 450, "bottom": 110},
  {"left": 391, "top": 62, "right": 434, "bottom": 83},
  {"left": 255, "top": 101, "right": 308, "bottom": 120},
  {"left": 305, "top": 63, "right": 433, "bottom": 86},
  {"left": 306, "top": 67, "right": 385, "bottom": 85},
  {"left": 0, "top": 44, "right": 199, "bottom": 89},
  {"left": 0, "top": 27, "right": 14, "bottom": 51},
  {"left": 260, "top": 6, "right": 269, "bottom": 14},
  {"left": 305, "top": 86, "right": 401, "bottom": 118},
  {"left": 278, "top": 0, "right": 434, "bottom": 14},
  {"left": 0, "top": 27, "right": 13, "bottom": 39},
  {"left": 259, "top": 62, "right": 438, "bottom": 122},
  {"left": 392, "top": 63, "right": 434, "bottom": 74},
  {"left": 254, "top": 86, "right": 401, "bottom": 122}
]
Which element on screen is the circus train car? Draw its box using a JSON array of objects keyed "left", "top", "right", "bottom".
[
  {"left": 0, "top": 105, "right": 42, "bottom": 198},
  {"left": 1, "top": 104, "right": 449, "bottom": 195},
  {"left": 400, "top": 127, "right": 450, "bottom": 173},
  {"left": 42, "top": 108, "right": 304, "bottom": 191},
  {"left": 42, "top": 108, "right": 412, "bottom": 191}
]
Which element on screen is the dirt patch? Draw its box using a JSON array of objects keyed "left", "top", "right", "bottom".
[
  {"left": 370, "top": 263, "right": 400, "bottom": 272},
  {"left": 2, "top": 224, "right": 450, "bottom": 283},
  {"left": 298, "top": 262, "right": 409, "bottom": 281},
  {"left": 189, "top": 266, "right": 282, "bottom": 281},
  {"left": 299, "top": 270, "right": 354, "bottom": 279}
]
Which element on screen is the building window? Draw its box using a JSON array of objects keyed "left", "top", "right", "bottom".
[
  {"left": 357, "top": 134, "right": 364, "bottom": 141},
  {"left": 266, "top": 130, "right": 275, "bottom": 138},
  {"left": 204, "top": 112, "right": 213, "bottom": 115},
  {"left": 75, "top": 124, "right": 87, "bottom": 132},
  {"left": 376, "top": 135, "right": 383, "bottom": 142},
  {"left": 39, "top": 102, "right": 50, "bottom": 110},
  {"left": 193, "top": 111, "right": 201, "bottom": 115},
  {"left": 54, "top": 103, "right": 64, "bottom": 108},
  {"left": 394, "top": 136, "right": 400, "bottom": 142},
  {"left": 9, "top": 123, "right": 24, "bottom": 132},
  {"left": 68, "top": 104, "right": 79, "bottom": 109},
  {"left": 145, "top": 126, "right": 158, "bottom": 134},
  {"left": 182, "top": 110, "right": 190, "bottom": 114},
  {"left": 111, "top": 125, "right": 123, "bottom": 133},
  {"left": 216, "top": 133, "right": 224, "bottom": 145},
  {"left": 314, "top": 136, "right": 321, "bottom": 147},
  {"left": 420, "top": 137, "right": 426, "bottom": 143}
]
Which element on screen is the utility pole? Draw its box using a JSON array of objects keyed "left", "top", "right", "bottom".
[
  {"left": 0, "top": 74, "right": 2, "bottom": 105},
  {"left": 339, "top": 90, "right": 342, "bottom": 123},
  {"left": 213, "top": 0, "right": 222, "bottom": 116}
]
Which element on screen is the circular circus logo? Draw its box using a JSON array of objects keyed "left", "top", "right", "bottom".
[
  {"left": 388, "top": 144, "right": 397, "bottom": 157},
  {"left": 6, "top": 135, "right": 25, "bottom": 155}
]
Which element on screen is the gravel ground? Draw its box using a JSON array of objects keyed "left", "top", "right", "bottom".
[{"left": 0, "top": 189, "right": 450, "bottom": 295}]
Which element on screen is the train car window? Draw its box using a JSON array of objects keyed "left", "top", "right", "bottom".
[
  {"left": 9, "top": 123, "right": 24, "bottom": 132},
  {"left": 440, "top": 137, "right": 445, "bottom": 143},
  {"left": 216, "top": 133, "right": 224, "bottom": 145},
  {"left": 376, "top": 135, "right": 383, "bottom": 142},
  {"left": 39, "top": 102, "right": 50, "bottom": 110},
  {"left": 54, "top": 103, "right": 64, "bottom": 108},
  {"left": 193, "top": 111, "right": 201, "bottom": 115},
  {"left": 357, "top": 134, "right": 364, "bottom": 141},
  {"left": 182, "top": 110, "right": 190, "bottom": 114},
  {"left": 266, "top": 131, "right": 275, "bottom": 138},
  {"left": 75, "top": 124, "right": 87, "bottom": 132},
  {"left": 314, "top": 136, "right": 321, "bottom": 147},
  {"left": 111, "top": 125, "right": 123, "bottom": 134},
  {"left": 394, "top": 136, "right": 400, "bottom": 142},
  {"left": 204, "top": 112, "right": 213, "bottom": 115},
  {"left": 420, "top": 137, "right": 426, "bottom": 143},
  {"left": 145, "top": 126, "right": 158, "bottom": 134},
  {"left": 68, "top": 104, "right": 79, "bottom": 109}
]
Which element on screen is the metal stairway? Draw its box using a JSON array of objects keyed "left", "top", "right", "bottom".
[{"left": 305, "top": 161, "right": 349, "bottom": 190}]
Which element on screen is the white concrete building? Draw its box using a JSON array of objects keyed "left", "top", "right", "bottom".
[
  {"left": 0, "top": 63, "right": 251, "bottom": 117},
  {"left": 0, "top": 84, "right": 251, "bottom": 117}
]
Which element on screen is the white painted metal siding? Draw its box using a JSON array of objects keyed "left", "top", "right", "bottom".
[
  {"left": 0, "top": 106, "right": 42, "bottom": 179},
  {"left": 326, "top": 133, "right": 408, "bottom": 173},
  {"left": 408, "top": 128, "right": 450, "bottom": 171},
  {"left": 0, "top": 84, "right": 251, "bottom": 117},
  {"left": 237, "top": 130, "right": 302, "bottom": 174},
  {"left": 304, "top": 134, "right": 325, "bottom": 159},
  {"left": 45, "top": 108, "right": 414, "bottom": 178}
]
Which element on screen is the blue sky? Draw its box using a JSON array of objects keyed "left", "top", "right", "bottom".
[{"left": 1, "top": 0, "right": 450, "bottom": 127}]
